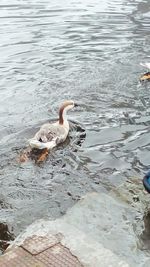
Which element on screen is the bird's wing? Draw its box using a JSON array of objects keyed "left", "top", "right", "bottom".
[
  {"left": 35, "top": 123, "right": 66, "bottom": 143},
  {"left": 140, "top": 63, "right": 150, "bottom": 69}
]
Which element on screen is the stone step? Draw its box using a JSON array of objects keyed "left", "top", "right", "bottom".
[{"left": 0, "top": 192, "right": 150, "bottom": 267}]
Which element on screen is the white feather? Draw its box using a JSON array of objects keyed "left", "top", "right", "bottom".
[
  {"left": 29, "top": 138, "right": 57, "bottom": 150},
  {"left": 140, "top": 63, "right": 150, "bottom": 69}
]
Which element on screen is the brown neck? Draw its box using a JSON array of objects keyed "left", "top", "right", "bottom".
[{"left": 59, "top": 106, "right": 64, "bottom": 125}]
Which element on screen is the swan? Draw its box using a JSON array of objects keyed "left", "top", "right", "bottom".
[{"left": 29, "top": 100, "right": 77, "bottom": 150}]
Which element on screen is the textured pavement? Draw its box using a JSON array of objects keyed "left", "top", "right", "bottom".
[{"left": 0, "top": 233, "right": 83, "bottom": 267}]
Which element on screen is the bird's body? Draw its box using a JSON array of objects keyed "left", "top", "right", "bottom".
[
  {"left": 29, "top": 101, "right": 75, "bottom": 150},
  {"left": 140, "top": 63, "right": 150, "bottom": 81}
]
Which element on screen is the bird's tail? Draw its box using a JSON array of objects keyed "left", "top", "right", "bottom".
[{"left": 28, "top": 138, "right": 56, "bottom": 150}]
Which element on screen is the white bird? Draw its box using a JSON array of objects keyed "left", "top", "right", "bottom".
[
  {"left": 29, "top": 100, "right": 77, "bottom": 150},
  {"left": 140, "top": 63, "right": 150, "bottom": 69}
]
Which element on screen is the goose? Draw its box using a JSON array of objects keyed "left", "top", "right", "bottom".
[
  {"left": 140, "top": 63, "right": 150, "bottom": 81},
  {"left": 29, "top": 100, "right": 77, "bottom": 150}
]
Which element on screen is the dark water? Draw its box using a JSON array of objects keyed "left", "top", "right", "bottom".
[{"left": 0, "top": 0, "right": 150, "bottom": 252}]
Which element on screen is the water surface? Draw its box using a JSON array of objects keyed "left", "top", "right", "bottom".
[{"left": 0, "top": 0, "right": 150, "bottom": 254}]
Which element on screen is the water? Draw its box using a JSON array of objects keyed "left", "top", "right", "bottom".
[{"left": 0, "top": 0, "right": 150, "bottom": 254}]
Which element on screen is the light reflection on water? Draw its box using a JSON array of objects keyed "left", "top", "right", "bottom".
[{"left": 0, "top": 0, "right": 150, "bottom": 252}]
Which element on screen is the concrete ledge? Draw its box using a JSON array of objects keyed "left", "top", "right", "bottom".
[{"left": 0, "top": 192, "right": 148, "bottom": 266}]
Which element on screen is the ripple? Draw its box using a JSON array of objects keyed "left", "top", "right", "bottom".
[{"left": 0, "top": 0, "right": 150, "bottom": 255}]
